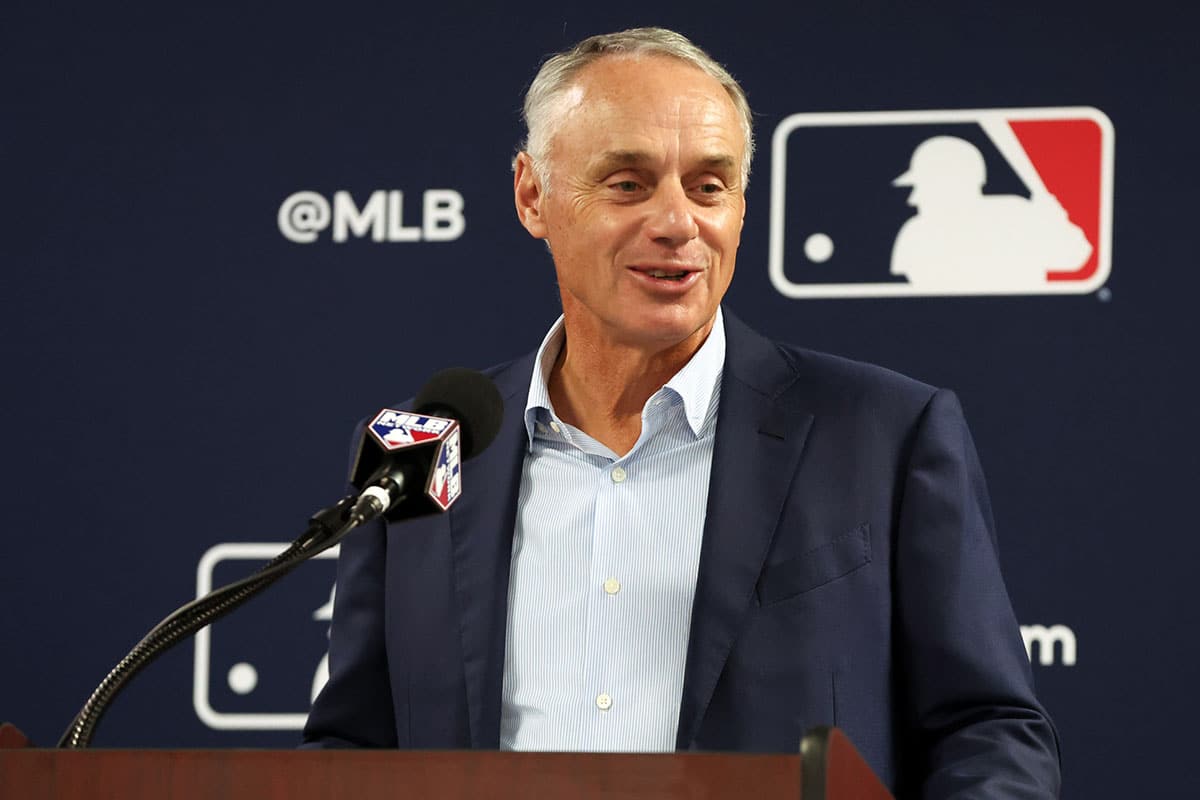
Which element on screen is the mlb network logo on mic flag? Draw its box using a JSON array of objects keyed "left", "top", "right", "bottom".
[
  {"left": 368, "top": 409, "right": 462, "bottom": 510},
  {"left": 768, "top": 107, "right": 1114, "bottom": 298}
]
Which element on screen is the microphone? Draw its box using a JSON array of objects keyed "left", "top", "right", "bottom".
[
  {"left": 57, "top": 367, "right": 504, "bottom": 749},
  {"left": 348, "top": 367, "right": 504, "bottom": 524}
]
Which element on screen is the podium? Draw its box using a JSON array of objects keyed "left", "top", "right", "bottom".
[{"left": 0, "top": 724, "right": 893, "bottom": 799}]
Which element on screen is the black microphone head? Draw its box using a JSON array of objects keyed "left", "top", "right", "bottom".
[{"left": 413, "top": 367, "right": 504, "bottom": 460}]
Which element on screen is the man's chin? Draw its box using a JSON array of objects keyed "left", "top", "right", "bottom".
[{"left": 610, "top": 311, "right": 717, "bottom": 353}]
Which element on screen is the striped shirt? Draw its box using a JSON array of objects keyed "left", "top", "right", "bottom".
[{"left": 499, "top": 310, "right": 725, "bottom": 752}]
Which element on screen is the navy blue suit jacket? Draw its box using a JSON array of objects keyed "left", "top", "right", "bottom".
[{"left": 304, "top": 312, "right": 1061, "bottom": 798}]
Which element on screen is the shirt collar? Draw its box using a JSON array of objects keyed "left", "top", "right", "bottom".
[{"left": 523, "top": 308, "right": 726, "bottom": 445}]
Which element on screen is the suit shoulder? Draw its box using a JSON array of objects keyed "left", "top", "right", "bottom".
[{"left": 770, "top": 341, "right": 941, "bottom": 418}]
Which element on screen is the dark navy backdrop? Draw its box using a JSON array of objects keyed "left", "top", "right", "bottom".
[{"left": 4, "top": 3, "right": 1197, "bottom": 796}]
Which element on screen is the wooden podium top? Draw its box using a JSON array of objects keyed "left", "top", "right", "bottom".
[
  {"left": 0, "top": 726, "right": 893, "bottom": 799},
  {"left": 2, "top": 748, "right": 798, "bottom": 799}
]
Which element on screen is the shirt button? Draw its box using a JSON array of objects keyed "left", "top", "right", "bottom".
[
  {"left": 611, "top": 466, "right": 627, "bottom": 483},
  {"left": 603, "top": 578, "right": 621, "bottom": 595},
  {"left": 596, "top": 693, "right": 613, "bottom": 711},
  {"left": 549, "top": 421, "right": 562, "bottom": 434}
]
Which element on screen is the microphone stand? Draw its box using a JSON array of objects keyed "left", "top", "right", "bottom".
[
  {"left": 58, "top": 366, "right": 504, "bottom": 748},
  {"left": 58, "top": 497, "right": 362, "bottom": 748}
]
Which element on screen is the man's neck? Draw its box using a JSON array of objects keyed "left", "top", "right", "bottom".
[{"left": 547, "top": 316, "right": 714, "bottom": 456}]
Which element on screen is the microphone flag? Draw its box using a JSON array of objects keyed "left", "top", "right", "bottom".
[{"left": 362, "top": 410, "right": 463, "bottom": 511}]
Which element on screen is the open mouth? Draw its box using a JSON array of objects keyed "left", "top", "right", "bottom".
[{"left": 643, "top": 269, "right": 690, "bottom": 281}]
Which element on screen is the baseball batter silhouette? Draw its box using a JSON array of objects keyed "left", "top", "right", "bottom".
[{"left": 891, "top": 136, "right": 1091, "bottom": 291}]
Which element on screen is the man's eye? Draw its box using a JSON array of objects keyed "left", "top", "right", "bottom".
[
  {"left": 697, "top": 182, "right": 723, "bottom": 194},
  {"left": 612, "top": 180, "right": 641, "bottom": 192}
]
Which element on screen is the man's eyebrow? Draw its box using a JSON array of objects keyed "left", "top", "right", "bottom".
[
  {"left": 588, "top": 151, "right": 740, "bottom": 175},
  {"left": 589, "top": 150, "right": 655, "bottom": 172},
  {"left": 695, "top": 154, "right": 738, "bottom": 174}
]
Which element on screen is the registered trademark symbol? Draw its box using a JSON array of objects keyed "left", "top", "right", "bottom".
[{"left": 1097, "top": 287, "right": 1112, "bottom": 302}]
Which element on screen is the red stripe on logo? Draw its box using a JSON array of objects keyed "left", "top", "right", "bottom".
[{"left": 1008, "top": 118, "right": 1103, "bottom": 281}]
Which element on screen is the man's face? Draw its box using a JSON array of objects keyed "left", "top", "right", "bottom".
[{"left": 515, "top": 55, "right": 747, "bottom": 352}]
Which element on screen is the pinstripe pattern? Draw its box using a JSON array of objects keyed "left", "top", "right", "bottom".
[{"left": 499, "top": 311, "right": 725, "bottom": 752}]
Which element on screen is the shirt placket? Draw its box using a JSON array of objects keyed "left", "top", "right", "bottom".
[{"left": 577, "top": 447, "right": 627, "bottom": 749}]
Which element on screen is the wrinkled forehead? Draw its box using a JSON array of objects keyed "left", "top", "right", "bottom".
[
  {"left": 550, "top": 55, "right": 745, "bottom": 159},
  {"left": 571, "top": 55, "right": 737, "bottom": 117}
]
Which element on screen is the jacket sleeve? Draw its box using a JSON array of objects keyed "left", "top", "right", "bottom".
[
  {"left": 301, "top": 512, "right": 399, "bottom": 748},
  {"left": 895, "top": 389, "right": 1061, "bottom": 799}
]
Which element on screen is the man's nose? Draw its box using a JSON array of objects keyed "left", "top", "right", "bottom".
[{"left": 644, "top": 184, "right": 699, "bottom": 246}]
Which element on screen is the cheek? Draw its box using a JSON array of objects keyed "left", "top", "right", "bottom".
[
  {"left": 701, "top": 211, "right": 744, "bottom": 254},
  {"left": 565, "top": 216, "right": 638, "bottom": 260}
]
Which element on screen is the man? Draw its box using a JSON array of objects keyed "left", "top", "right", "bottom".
[{"left": 304, "top": 28, "right": 1061, "bottom": 798}]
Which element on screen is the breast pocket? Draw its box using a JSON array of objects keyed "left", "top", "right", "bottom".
[{"left": 756, "top": 523, "right": 872, "bottom": 606}]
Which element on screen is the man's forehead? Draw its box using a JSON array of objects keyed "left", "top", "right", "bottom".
[
  {"left": 555, "top": 57, "right": 743, "bottom": 155},
  {"left": 570, "top": 54, "right": 733, "bottom": 113}
]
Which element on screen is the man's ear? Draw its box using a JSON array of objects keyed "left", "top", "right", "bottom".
[{"left": 513, "top": 152, "right": 549, "bottom": 239}]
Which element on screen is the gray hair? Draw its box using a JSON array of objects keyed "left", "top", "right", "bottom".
[{"left": 518, "top": 27, "right": 755, "bottom": 188}]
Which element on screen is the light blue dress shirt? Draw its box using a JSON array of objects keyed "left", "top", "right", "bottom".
[{"left": 499, "top": 310, "right": 726, "bottom": 752}]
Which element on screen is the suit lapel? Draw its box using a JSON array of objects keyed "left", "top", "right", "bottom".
[
  {"left": 445, "top": 353, "right": 535, "bottom": 748},
  {"left": 442, "top": 315, "right": 813, "bottom": 750},
  {"left": 676, "top": 312, "right": 814, "bottom": 749}
]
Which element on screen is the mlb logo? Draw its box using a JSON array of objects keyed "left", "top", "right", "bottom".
[
  {"left": 767, "top": 107, "right": 1114, "bottom": 297},
  {"left": 426, "top": 426, "right": 462, "bottom": 511},
  {"left": 367, "top": 410, "right": 453, "bottom": 450},
  {"left": 193, "top": 543, "right": 340, "bottom": 731}
]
